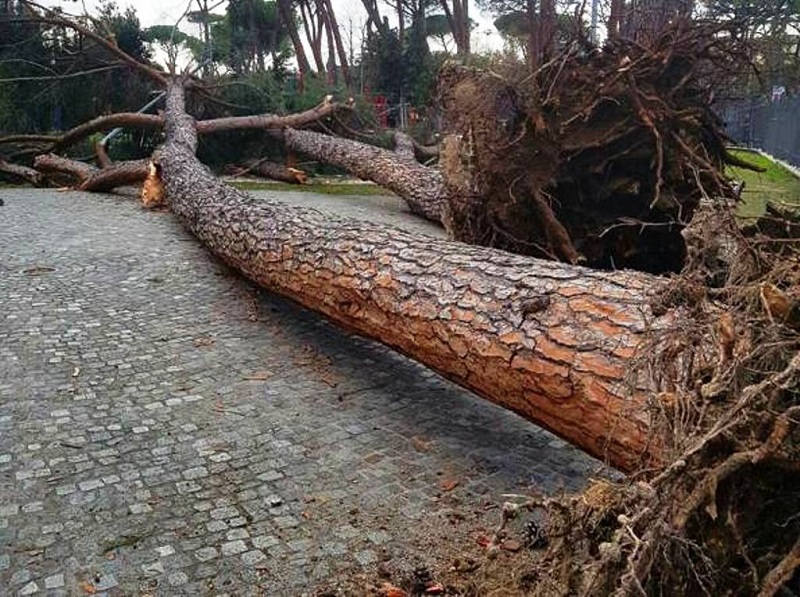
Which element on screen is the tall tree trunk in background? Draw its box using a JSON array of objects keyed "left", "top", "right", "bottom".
[
  {"left": 540, "top": 0, "right": 556, "bottom": 59},
  {"left": 322, "top": 0, "right": 351, "bottom": 85},
  {"left": 608, "top": 0, "right": 624, "bottom": 38},
  {"left": 316, "top": 0, "right": 338, "bottom": 84},
  {"left": 299, "top": 0, "right": 326, "bottom": 73},
  {"left": 440, "top": 0, "right": 470, "bottom": 57},
  {"left": 157, "top": 78, "right": 672, "bottom": 473},
  {"left": 361, "top": 0, "right": 389, "bottom": 37},
  {"left": 625, "top": 0, "right": 694, "bottom": 43},
  {"left": 397, "top": 0, "right": 405, "bottom": 40},
  {"left": 526, "top": 0, "right": 539, "bottom": 68},
  {"left": 277, "top": 0, "right": 312, "bottom": 77}
]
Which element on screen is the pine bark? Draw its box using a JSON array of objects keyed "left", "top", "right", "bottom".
[
  {"left": 238, "top": 159, "right": 307, "bottom": 183},
  {"left": 283, "top": 128, "right": 446, "bottom": 222},
  {"left": 33, "top": 153, "right": 149, "bottom": 191},
  {"left": 158, "top": 78, "right": 670, "bottom": 472},
  {"left": 0, "top": 159, "right": 45, "bottom": 186}
]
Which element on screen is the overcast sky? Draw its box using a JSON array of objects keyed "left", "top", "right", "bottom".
[{"left": 44, "top": 0, "right": 505, "bottom": 54}]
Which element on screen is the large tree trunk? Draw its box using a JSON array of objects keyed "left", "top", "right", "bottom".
[
  {"left": 440, "top": 0, "right": 470, "bottom": 57},
  {"left": 157, "top": 78, "right": 671, "bottom": 472},
  {"left": 299, "top": 0, "right": 327, "bottom": 74}
]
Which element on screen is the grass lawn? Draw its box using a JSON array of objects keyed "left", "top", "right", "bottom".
[
  {"left": 229, "top": 179, "right": 392, "bottom": 196},
  {"left": 727, "top": 149, "right": 800, "bottom": 219}
]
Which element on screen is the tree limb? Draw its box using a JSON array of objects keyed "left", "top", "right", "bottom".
[
  {"left": 282, "top": 128, "right": 447, "bottom": 222},
  {"left": 0, "top": 158, "right": 45, "bottom": 186},
  {"left": 17, "top": 1, "right": 168, "bottom": 86}
]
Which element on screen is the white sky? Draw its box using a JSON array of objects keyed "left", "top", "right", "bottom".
[{"left": 44, "top": 0, "right": 505, "bottom": 56}]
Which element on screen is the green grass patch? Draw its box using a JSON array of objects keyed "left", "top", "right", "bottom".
[
  {"left": 230, "top": 180, "right": 392, "bottom": 196},
  {"left": 727, "top": 149, "right": 800, "bottom": 219}
]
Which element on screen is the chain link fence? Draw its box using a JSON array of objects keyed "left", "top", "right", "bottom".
[{"left": 716, "top": 94, "right": 800, "bottom": 168}]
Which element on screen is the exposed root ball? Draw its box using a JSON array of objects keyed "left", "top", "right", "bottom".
[{"left": 436, "top": 21, "right": 750, "bottom": 274}]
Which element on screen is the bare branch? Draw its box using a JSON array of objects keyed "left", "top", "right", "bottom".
[
  {"left": 0, "top": 64, "right": 125, "bottom": 83},
  {"left": 16, "top": 1, "right": 168, "bottom": 85},
  {"left": 195, "top": 101, "right": 351, "bottom": 135},
  {"left": 0, "top": 113, "right": 164, "bottom": 150}
]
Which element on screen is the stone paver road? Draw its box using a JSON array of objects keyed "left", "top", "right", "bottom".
[{"left": 0, "top": 189, "right": 598, "bottom": 595}]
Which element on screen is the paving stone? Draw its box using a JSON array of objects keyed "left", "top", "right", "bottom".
[
  {"left": 252, "top": 535, "right": 280, "bottom": 550},
  {"left": 0, "top": 504, "right": 19, "bottom": 517},
  {"left": 195, "top": 547, "right": 219, "bottom": 562},
  {"left": 129, "top": 503, "right": 153, "bottom": 514},
  {"left": 206, "top": 520, "right": 227, "bottom": 533},
  {"left": 78, "top": 479, "right": 104, "bottom": 491},
  {"left": 156, "top": 545, "right": 176, "bottom": 557},
  {"left": 356, "top": 550, "right": 378, "bottom": 566},
  {"left": 0, "top": 189, "right": 599, "bottom": 595},
  {"left": 142, "top": 561, "right": 165, "bottom": 576},
  {"left": 168, "top": 571, "right": 189, "bottom": 586},
  {"left": 10, "top": 569, "right": 31, "bottom": 585},
  {"left": 221, "top": 540, "right": 247, "bottom": 556},
  {"left": 94, "top": 573, "right": 118, "bottom": 591},
  {"left": 225, "top": 528, "right": 249, "bottom": 541},
  {"left": 41, "top": 523, "right": 64, "bottom": 534},
  {"left": 241, "top": 550, "right": 266, "bottom": 566},
  {"left": 44, "top": 573, "right": 65, "bottom": 589}
]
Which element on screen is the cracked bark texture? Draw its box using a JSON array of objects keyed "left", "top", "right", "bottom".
[
  {"left": 0, "top": 159, "right": 44, "bottom": 186},
  {"left": 158, "top": 79, "right": 671, "bottom": 472},
  {"left": 33, "top": 153, "right": 149, "bottom": 192},
  {"left": 283, "top": 128, "right": 446, "bottom": 223}
]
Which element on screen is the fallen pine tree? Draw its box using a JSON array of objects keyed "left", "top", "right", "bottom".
[
  {"left": 157, "top": 74, "right": 800, "bottom": 595},
  {"left": 154, "top": 77, "right": 665, "bottom": 472},
  {"left": 2, "top": 5, "right": 798, "bottom": 593}
]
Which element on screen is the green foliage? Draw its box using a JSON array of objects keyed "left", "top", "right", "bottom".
[
  {"left": 142, "top": 25, "right": 205, "bottom": 62},
  {"left": 230, "top": 180, "right": 391, "bottom": 195},
  {"left": 0, "top": 1, "right": 155, "bottom": 139},
  {"left": 700, "top": 0, "right": 800, "bottom": 92},
  {"left": 360, "top": 15, "right": 442, "bottom": 106},
  {"left": 95, "top": 1, "right": 151, "bottom": 62},
  {"left": 220, "top": 0, "right": 288, "bottom": 74}
]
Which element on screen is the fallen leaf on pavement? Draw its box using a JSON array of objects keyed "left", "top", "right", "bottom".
[
  {"left": 411, "top": 435, "right": 432, "bottom": 452},
  {"left": 439, "top": 479, "right": 459, "bottom": 492},
  {"left": 243, "top": 371, "right": 273, "bottom": 380}
]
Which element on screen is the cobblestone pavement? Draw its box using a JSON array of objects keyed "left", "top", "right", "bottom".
[{"left": 0, "top": 189, "right": 599, "bottom": 596}]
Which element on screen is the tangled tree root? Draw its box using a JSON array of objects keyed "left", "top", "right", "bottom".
[
  {"left": 461, "top": 203, "right": 800, "bottom": 596},
  {"left": 436, "top": 21, "right": 757, "bottom": 275}
]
